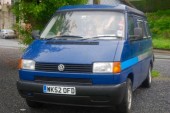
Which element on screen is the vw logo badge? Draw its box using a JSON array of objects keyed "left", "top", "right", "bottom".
[{"left": 58, "top": 64, "right": 65, "bottom": 71}]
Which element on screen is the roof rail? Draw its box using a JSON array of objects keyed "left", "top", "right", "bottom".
[{"left": 91, "top": 0, "right": 135, "bottom": 8}]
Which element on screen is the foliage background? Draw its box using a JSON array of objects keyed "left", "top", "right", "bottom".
[
  {"left": 146, "top": 10, "right": 170, "bottom": 49},
  {"left": 13, "top": 0, "right": 88, "bottom": 29},
  {"left": 12, "top": 0, "right": 87, "bottom": 45},
  {"left": 131, "top": 0, "right": 170, "bottom": 12},
  {"left": 131, "top": 0, "right": 170, "bottom": 49},
  {"left": 12, "top": 0, "right": 170, "bottom": 49}
]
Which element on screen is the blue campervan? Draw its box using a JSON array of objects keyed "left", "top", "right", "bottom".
[{"left": 17, "top": 4, "right": 154, "bottom": 113}]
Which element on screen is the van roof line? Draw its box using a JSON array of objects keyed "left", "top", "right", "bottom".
[{"left": 58, "top": 4, "right": 145, "bottom": 16}]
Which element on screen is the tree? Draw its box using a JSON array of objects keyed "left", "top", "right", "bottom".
[
  {"left": 130, "top": 0, "right": 170, "bottom": 12},
  {"left": 12, "top": 0, "right": 88, "bottom": 45},
  {"left": 93, "top": 0, "right": 100, "bottom": 4},
  {"left": 13, "top": 0, "right": 88, "bottom": 29}
]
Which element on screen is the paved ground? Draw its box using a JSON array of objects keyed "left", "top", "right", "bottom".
[
  {"left": 132, "top": 59, "right": 170, "bottom": 113},
  {"left": 154, "top": 49, "right": 170, "bottom": 60},
  {"left": 0, "top": 45, "right": 170, "bottom": 113},
  {"left": 0, "top": 38, "right": 25, "bottom": 49}
]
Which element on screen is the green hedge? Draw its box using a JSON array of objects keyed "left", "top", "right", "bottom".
[
  {"left": 131, "top": 0, "right": 170, "bottom": 12},
  {"left": 147, "top": 10, "right": 170, "bottom": 39},
  {"left": 12, "top": 0, "right": 88, "bottom": 45},
  {"left": 147, "top": 10, "right": 170, "bottom": 49}
]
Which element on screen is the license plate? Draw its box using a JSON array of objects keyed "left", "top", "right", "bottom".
[{"left": 43, "top": 85, "right": 76, "bottom": 95}]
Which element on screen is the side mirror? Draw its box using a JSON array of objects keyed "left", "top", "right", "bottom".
[
  {"left": 31, "top": 30, "right": 40, "bottom": 39},
  {"left": 134, "top": 27, "right": 143, "bottom": 39},
  {"left": 129, "top": 27, "right": 143, "bottom": 41}
]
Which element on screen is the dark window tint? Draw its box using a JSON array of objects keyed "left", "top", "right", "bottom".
[
  {"left": 145, "top": 22, "right": 151, "bottom": 38},
  {"left": 128, "top": 16, "right": 135, "bottom": 36}
]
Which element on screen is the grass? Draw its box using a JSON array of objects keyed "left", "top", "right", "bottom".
[
  {"left": 152, "top": 38, "right": 170, "bottom": 50},
  {"left": 151, "top": 70, "right": 160, "bottom": 78}
]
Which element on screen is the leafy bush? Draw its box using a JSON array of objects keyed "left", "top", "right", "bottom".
[
  {"left": 131, "top": 0, "right": 170, "bottom": 12},
  {"left": 146, "top": 10, "right": 170, "bottom": 50},
  {"left": 147, "top": 10, "right": 170, "bottom": 39},
  {"left": 12, "top": 0, "right": 88, "bottom": 45}
]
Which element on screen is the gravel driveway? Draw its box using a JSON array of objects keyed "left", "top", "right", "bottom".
[
  {"left": 132, "top": 59, "right": 170, "bottom": 113},
  {"left": 0, "top": 47, "right": 169, "bottom": 113}
]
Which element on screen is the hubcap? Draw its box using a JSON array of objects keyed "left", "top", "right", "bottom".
[{"left": 128, "top": 87, "right": 132, "bottom": 110}]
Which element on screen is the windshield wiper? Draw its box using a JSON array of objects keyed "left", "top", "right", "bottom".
[
  {"left": 45, "top": 35, "right": 84, "bottom": 40},
  {"left": 59, "top": 35, "right": 84, "bottom": 39},
  {"left": 81, "top": 35, "right": 123, "bottom": 40}
]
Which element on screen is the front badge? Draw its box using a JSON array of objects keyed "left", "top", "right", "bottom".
[{"left": 58, "top": 64, "right": 65, "bottom": 71}]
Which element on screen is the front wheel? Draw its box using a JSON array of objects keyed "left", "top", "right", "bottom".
[{"left": 116, "top": 78, "right": 132, "bottom": 113}]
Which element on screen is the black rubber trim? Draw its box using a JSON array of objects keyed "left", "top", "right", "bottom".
[{"left": 17, "top": 80, "right": 126, "bottom": 107}]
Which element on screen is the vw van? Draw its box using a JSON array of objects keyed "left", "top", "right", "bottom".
[{"left": 17, "top": 4, "right": 154, "bottom": 113}]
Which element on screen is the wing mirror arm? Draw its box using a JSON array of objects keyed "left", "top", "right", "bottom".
[{"left": 31, "top": 30, "right": 40, "bottom": 39}]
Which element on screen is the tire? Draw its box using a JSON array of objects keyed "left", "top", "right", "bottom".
[
  {"left": 141, "top": 66, "right": 152, "bottom": 88},
  {"left": 26, "top": 99, "right": 43, "bottom": 108},
  {"left": 117, "top": 78, "right": 132, "bottom": 113}
]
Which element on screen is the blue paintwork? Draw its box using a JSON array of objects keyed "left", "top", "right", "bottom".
[
  {"left": 58, "top": 4, "right": 145, "bottom": 16},
  {"left": 19, "top": 4, "right": 153, "bottom": 91},
  {"left": 58, "top": 4, "right": 117, "bottom": 11},
  {"left": 19, "top": 70, "right": 122, "bottom": 85},
  {"left": 121, "top": 57, "right": 138, "bottom": 70},
  {"left": 23, "top": 40, "right": 119, "bottom": 64},
  {"left": 43, "top": 85, "right": 47, "bottom": 93}
]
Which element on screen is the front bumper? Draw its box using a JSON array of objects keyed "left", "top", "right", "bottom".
[{"left": 17, "top": 80, "right": 126, "bottom": 107}]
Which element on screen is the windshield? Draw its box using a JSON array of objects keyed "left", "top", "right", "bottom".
[{"left": 40, "top": 11, "right": 125, "bottom": 40}]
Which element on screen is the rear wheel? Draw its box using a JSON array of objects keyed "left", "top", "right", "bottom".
[
  {"left": 26, "top": 99, "right": 43, "bottom": 108},
  {"left": 116, "top": 78, "right": 132, "bottom": 113},
  {"left": 141, "top": 66, "right": 152, "bottom": 88}
]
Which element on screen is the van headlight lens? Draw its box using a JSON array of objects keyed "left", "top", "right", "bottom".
[
  {"left": 93, "top": 62, "right": 121, "bottom": 73},
  {"left": 18, "top": 59, "right": 35, "bottom": 70},
  {"left": 93, "top": 62, "right": 113, "bottom": 73}
]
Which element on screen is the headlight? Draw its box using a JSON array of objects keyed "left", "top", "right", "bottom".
[
  {"left": 93, "top": 62, "right": 113, "bottom": 73},
  {"left": 93, "top": 62, "right": 121, "bottom": 73},
  {"left": 18, "top": 59, "right": 35, "bottom": 70}
]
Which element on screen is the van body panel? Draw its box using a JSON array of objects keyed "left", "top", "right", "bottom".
[
  {"left": 23, "top": 40, "right": 119, "bottom": 64},
  {"left": 120, "top": 39, "right": 153, "bottom": 89},
  {"left": 19, "top": 70, "right": 122, "bottom": 85}
]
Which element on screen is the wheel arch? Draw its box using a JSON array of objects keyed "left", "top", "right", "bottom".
[
  {"left": 127, "top": 73, "right": 134, "bottom": 85},
  {"left": 150, "top": 60, "right": 153, "bottom": 70}
]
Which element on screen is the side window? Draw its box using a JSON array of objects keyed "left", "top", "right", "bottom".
[
  {"left": 145, "top": 22, "right": 151, "bottom": 38},
  {"left": 128, "top": 15, "right": 135, "bottom": 37},
  {"left": 137, "top": 20, "right": 147, "bottom": 38}
]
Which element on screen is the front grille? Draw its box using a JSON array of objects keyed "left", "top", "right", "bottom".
[
  {"left": 35, "top": 62, "right": 92, "bottom": 73},
  {"left": 35, "top": 76, "right": 92, "bottom": 85}
]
